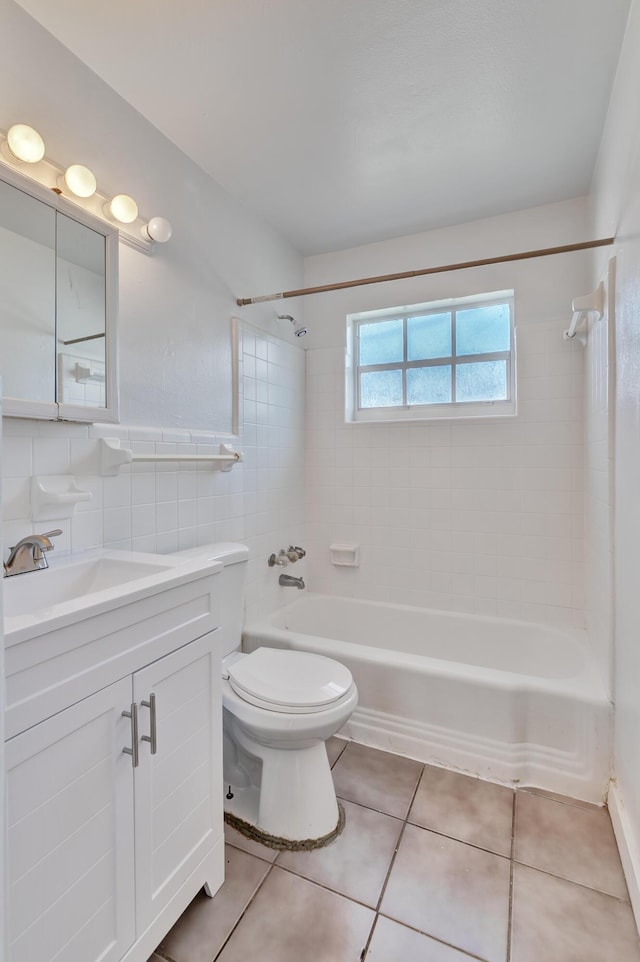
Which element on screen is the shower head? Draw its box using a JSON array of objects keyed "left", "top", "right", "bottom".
[{"left": 277, "top": 313, "right": 307, "bottom": 338}]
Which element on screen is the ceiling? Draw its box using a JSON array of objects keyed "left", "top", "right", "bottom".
[{"left": 14, "top": 0, "right": 631, "bottom": 255}]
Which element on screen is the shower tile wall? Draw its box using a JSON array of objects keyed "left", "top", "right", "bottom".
[
  {"left": 305, "top": 319, "right": 585, "bottom": 629},
  {"left": 1, "top": 323, "right": 306, "bottom": 624}
]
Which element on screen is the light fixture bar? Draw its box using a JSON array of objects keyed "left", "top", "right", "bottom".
[{"left": 0, "top": 125, "right": 171, "bottom": 254}]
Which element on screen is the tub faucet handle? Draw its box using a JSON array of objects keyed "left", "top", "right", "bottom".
[
  {"left": 285, "top": 545, "right": 306, "bottom": 562},
  {"left": 268, "top": 549, "right": 289, "bottom": 567}
]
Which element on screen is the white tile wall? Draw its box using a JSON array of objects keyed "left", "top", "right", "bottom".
[
  {"left": 3, "top": 317, "right": 590, "bottom": 631},
  {"left": 305, "top": 318, "right": 586, "bottom": 629},
  {"left": 1, "top": 322, "right": 306, "bottom": 624}
]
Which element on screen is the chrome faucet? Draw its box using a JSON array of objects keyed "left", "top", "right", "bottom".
[
  {"left": 3, "top": 529, "right": 63, "bottom": 577},
  {"left": 279, "top": 573, "right": 305, "bottom": 589}
]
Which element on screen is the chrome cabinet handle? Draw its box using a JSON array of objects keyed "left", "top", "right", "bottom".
[
  {"left": 122, "top": 703, "right": 139, "bottom": 768},
  {"left": 141, "top": 693, "right": 157, "bottom": 755}
]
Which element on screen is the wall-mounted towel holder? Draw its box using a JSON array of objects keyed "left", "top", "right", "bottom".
[
  {"left": 99, "top": 438, "right": 243, "bottom": 476},
  {"left": 564, "top": 282, "right": 604, "bottom": 346}
]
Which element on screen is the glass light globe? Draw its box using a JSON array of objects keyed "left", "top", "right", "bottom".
[
  {"left": 6, "top": 124, "right": 45, "bottom": 163},
  {"left": 107, "top": 193, "right": 139, "bottom": 224},
  {"left": 144, "top": 216, "right": 173, "bottom": 243},
  {"left": 63, "top": 164, "right": 97, "bottom": 198}
]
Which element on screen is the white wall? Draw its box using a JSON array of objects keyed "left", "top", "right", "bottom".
[
  {"left": 590, "top": 0, "right": 640, "bottom": 923},
  {"left": 0, "top": 0, "right": 304, "bottom": 431},
  {"left": 303, "top": 198, "right": 590, "bottom": 628},
  {"left": 0, "top": 1, "right": 308, "bottom": 622}
]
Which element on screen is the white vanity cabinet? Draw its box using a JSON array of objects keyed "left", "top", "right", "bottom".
[
  {"left": 4, "top": 561, "right": 224, "bottom": 962},
  {"left": 6, "top": 676, "right": 137, "bottom": 962},
  {"left": 132, "top": 635, "right": 221, "bottom": 938}
]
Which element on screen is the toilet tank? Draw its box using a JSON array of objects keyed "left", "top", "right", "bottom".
[{"left": 174, "top": 542, "right": 248, "bottom": 656}]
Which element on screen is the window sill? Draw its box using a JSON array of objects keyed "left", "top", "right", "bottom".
[{"left": 347, "top": 401, "right": 517, "bottom": 424}]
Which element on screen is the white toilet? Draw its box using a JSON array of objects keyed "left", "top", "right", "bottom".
[{"left": 177, "top": 543, "right": 358, "bottom": 844}]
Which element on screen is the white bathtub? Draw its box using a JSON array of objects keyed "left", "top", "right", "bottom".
[{"left": 243, "top": 594, "right": 611, "bottom": 803}]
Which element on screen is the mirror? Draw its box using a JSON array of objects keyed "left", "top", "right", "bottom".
[
  {"left": 0, "top": 169, "right": 118, "bottom": 421},
  {"left": 56, "top": 213, "right": 107, "bottom": 410}
]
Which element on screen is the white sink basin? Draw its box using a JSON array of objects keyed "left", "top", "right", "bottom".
[{"left": 3, "top": 548, "right": 222, "bottom": 645}]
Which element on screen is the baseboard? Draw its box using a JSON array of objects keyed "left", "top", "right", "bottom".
[{"left": 608, "top": 781, "right": 640, "bottom": 933}]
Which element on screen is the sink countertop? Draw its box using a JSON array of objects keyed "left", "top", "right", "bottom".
[{"left": 3, "top": 548, "right": 223, "bottom": 647}]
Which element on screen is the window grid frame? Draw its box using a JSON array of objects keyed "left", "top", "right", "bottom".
[{"left": 355, "top": 297, "right": 514, "bottom": 414}]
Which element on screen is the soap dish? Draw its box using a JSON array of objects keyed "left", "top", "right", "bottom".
[{"left": 31, "top": 475, "right": 92, "bottom": 521}]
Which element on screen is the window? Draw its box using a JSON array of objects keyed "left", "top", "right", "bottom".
[{"left": 346, "top": 292, "right": 516, "bottom": 422}]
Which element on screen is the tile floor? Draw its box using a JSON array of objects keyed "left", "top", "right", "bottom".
[{"left": 150, "top": 739, "right": 640, "bottom": 962}]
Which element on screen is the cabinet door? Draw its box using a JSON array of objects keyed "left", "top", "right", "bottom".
[
  {"left": 5, "top": 677, "right": 136, "bottom": 962},
  {"left": 133, "top": 632, "right": 222, "bottom": 931}
]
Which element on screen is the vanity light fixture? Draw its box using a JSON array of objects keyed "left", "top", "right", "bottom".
[
  {"left": 60, "top": 163, "right": 97, "bottom": 198},
  {"left": 142, "top": 216, "right": 173, "bottom": 243},
  {"left": 104, "top": 193, "right": 139, "bottom": 224},
  {"left": 5, "top": 123, "right": 46, "bottom": 163},
  {"left": 0, "top": 122, "right": 172, "bottom": 252}
]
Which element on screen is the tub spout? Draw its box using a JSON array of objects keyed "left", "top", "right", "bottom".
[{"left": 279, "top": 573, "right": 305, "bottom": 589}]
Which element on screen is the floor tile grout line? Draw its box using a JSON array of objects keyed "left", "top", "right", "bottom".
[
  {"left": 330, "top": 791, "right": 513, "bottom": 861},
  {"left": 354, "top": 761, "right": 428, "bottom": 960},
  {"left": 359, "top": 915, "right": 381, "bottom": 962},
  {"left": 152, "top": 950, "right": 176, "bottom": 962},
  {"left": 511, "top": 858, "right": 632, "bottom": 903},
  {"left": 375, "top": 912, "right": 492, "bottom": 962},
  {"left": 519, "top": 785, "right": 606, "bottom": 813},
  {"left": 506, "top": 789, "right": 517, "bottom": 962},
  {"left": 373, "top": 765, "right": 424, "bottom": 915},
  {"left": 212, "top": 860, "right": 276, "bottom": 962},
  {"left": 272, "top": 859, "right": 388, "bottom": 914}
]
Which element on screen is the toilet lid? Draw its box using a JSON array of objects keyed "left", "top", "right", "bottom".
[{"left": 227, "top": 647, "right": 354, "bottom": 713}]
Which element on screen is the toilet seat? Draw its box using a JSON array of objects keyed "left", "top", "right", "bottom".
[{"left": 227, "top": 647, "right": 354, "bottom": 714}]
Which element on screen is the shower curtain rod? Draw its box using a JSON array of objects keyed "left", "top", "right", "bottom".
[{"left": 236, "top": 237, "right": 615, "bottom": 306}]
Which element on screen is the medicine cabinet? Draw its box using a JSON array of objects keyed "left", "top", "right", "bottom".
[{"left": 0, "top": 164, "right": 118, "bottom": 422}]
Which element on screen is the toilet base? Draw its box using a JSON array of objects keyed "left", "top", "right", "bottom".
[
  {"left": 226, "top": 718, "right": 346, "bottom": 841},
  {"left": 225, "top": 802, "right": 345, "bottom": 851}
]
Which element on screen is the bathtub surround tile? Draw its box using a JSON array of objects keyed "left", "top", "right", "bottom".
[
  {"left": 305, "top": 318, "right": 586, "bottom": 630},
  {"left": 366, "top": 916, "right": 477, "bottom": 961},
  {"left": 380, "top": 823, "right": 511, "bottom": 962},
  {"left": 215, "top": 867, "right": 375, "bottom": 962},
  {"left": 2, "top": 325, "right": 306, "bottom": 629},
  {"left": 276, "top": 798, "right": 402, "bottom": 907},
  {"left": 510, "top": 863, "right": 640, "bottom": 962},
  {"left": 158, "top": 846, "right": 270, "bottom": 962},
  {"left": 331, "top": 742, "right": 423, "bottom": 818},
  {"left": 409, "top": 765, "right": 514, "bottom": 857},
  {"left": 514, "top": 791, "right": 629, "bottom": 899}
]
